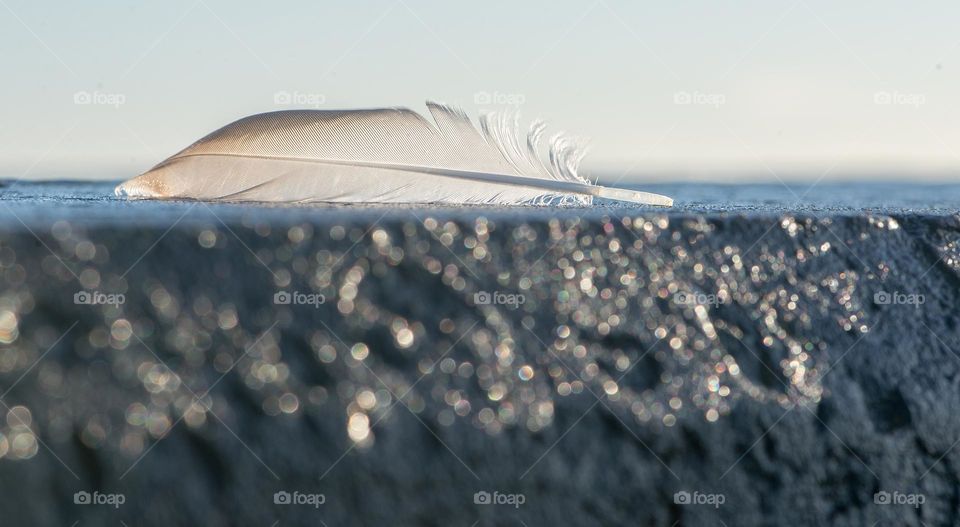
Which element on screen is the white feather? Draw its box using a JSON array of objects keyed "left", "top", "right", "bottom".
[{"left": 115, "top": 102, "right": 673, "bottom": 207}]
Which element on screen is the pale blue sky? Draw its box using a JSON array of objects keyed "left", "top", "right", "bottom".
[{"left": 2, "top": 0, "right": 959, "bottom": 181}]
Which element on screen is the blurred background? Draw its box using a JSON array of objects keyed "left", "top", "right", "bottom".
[{"left": 2, "top": 0, "right": 959, "bottom": 182}]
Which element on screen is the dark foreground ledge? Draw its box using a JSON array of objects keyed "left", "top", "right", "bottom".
[{"left": 0, "top": 189, "right": 958, "bottom": 525}]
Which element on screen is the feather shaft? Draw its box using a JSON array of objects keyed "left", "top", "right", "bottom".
[{"left": 142, "top": 152, "right": 673, "bottom": 206}]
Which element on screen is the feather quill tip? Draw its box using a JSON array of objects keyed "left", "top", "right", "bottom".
[
  {"left": 595, "top": 186, "right": 673, "bottom": 206},
  {"left": 114, "top": 174, "right": 164, "bottom": 199}
]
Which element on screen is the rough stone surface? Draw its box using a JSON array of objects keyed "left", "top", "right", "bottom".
[{"left": 0, "top": 183, "right": 957, "bottom": 526}]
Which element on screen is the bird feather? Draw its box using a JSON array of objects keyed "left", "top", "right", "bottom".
[{"left": 115, "top": 102, "right": 673, "bottom": 207}]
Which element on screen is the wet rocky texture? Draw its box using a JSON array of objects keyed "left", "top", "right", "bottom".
[{"left": 0, "top": 199, "right": 958, "bottom": 526}]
